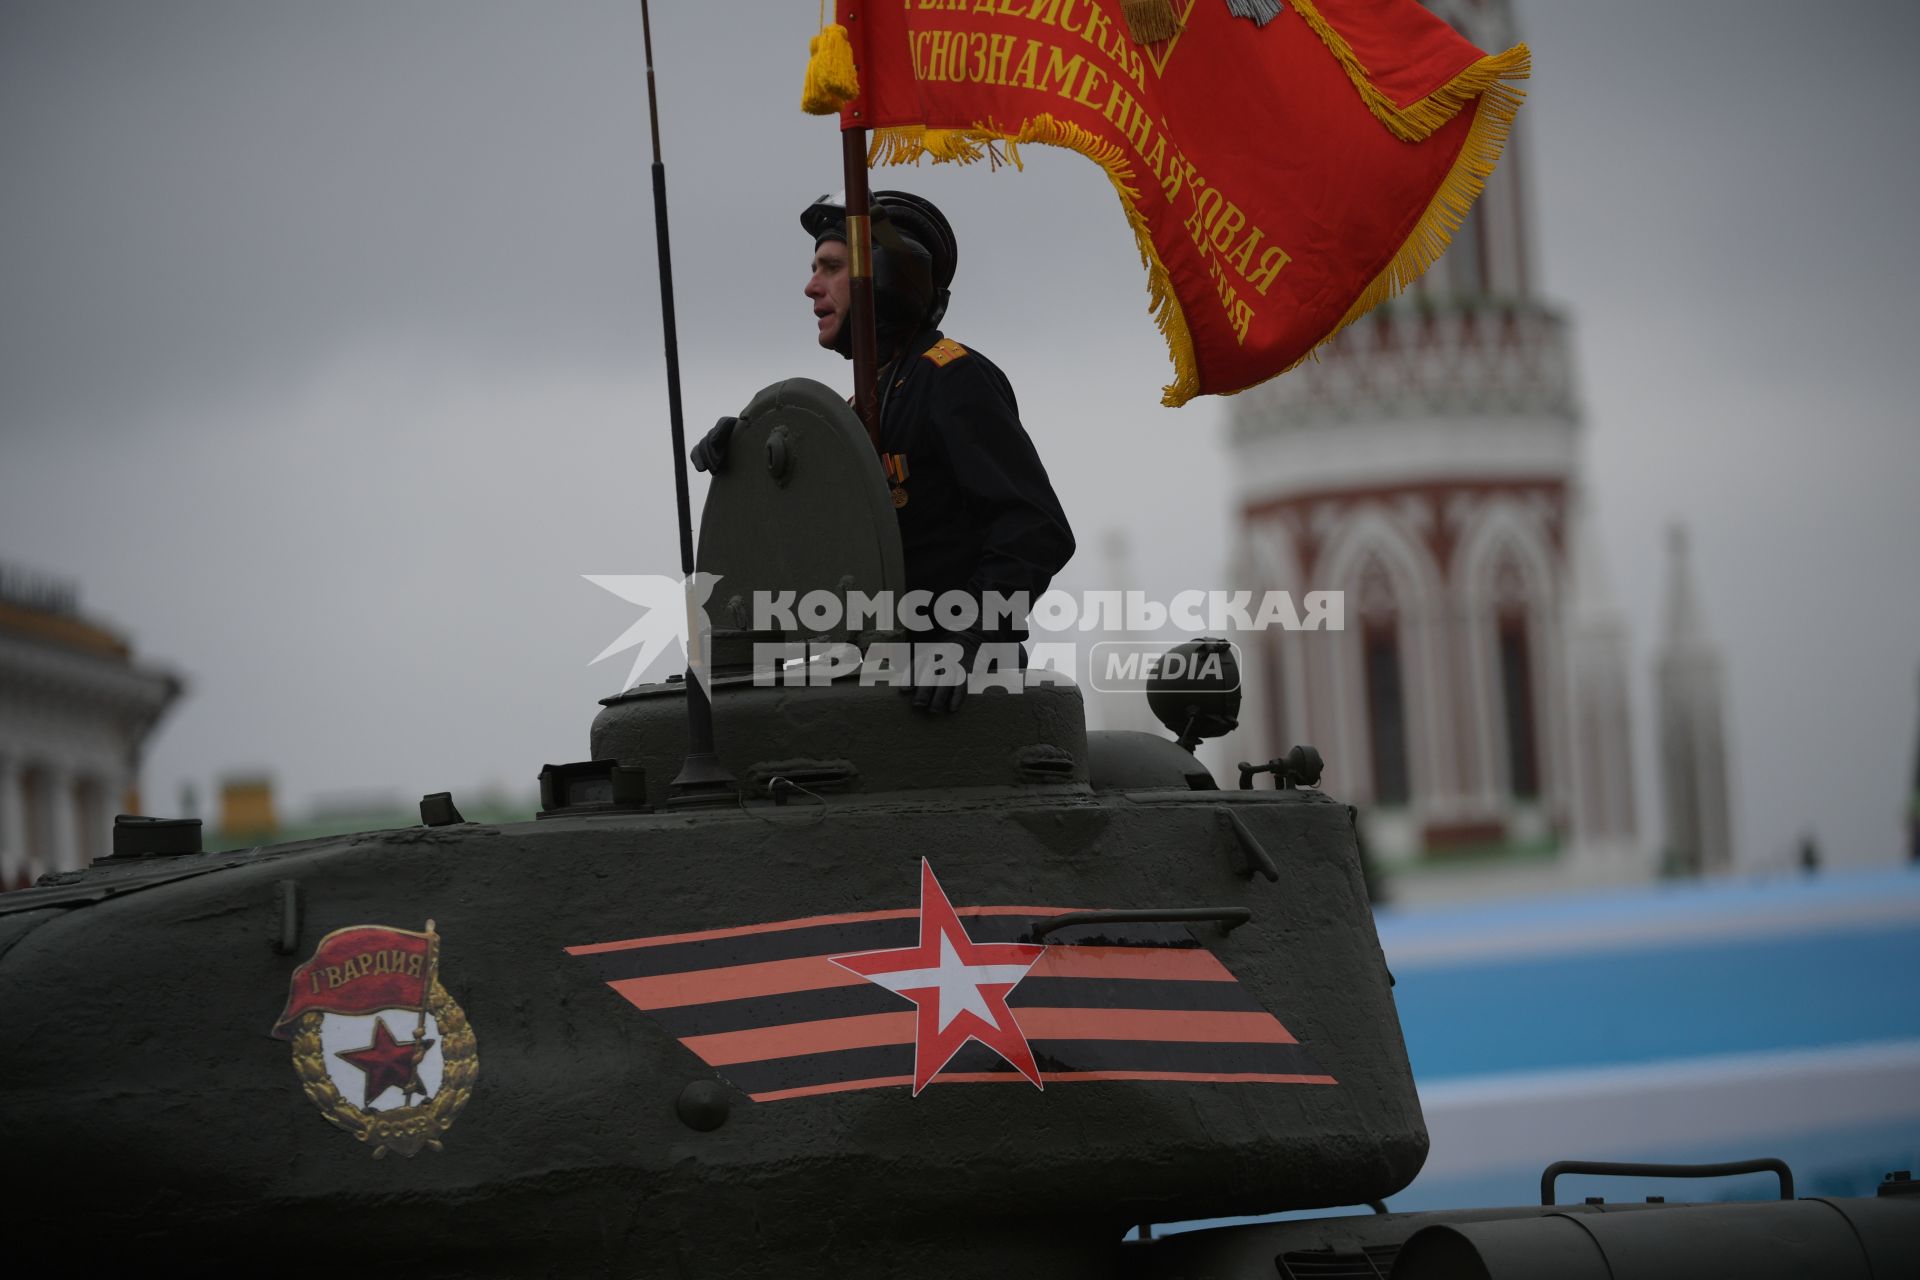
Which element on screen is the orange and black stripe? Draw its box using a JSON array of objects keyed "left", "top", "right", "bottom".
[{"left": 565, "top": 908, "right": 1337, "bottom": 1102}]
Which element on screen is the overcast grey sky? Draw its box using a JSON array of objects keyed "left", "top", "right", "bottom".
[{"left": 2, "top": 1, "right": 1916, "bottom": 869}]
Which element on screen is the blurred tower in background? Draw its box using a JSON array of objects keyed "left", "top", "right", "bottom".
[
  {"left": 1223, "top": 0, "right": 1639, "bottom": 902},
  {"left": 0, "top": 565, "right": 181, "bottom": 890},
  {"left": 1655, "top": 525, "right": 1732, "bottom": 876}
]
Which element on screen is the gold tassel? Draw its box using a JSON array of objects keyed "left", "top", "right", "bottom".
[
  {"left": 1121, "top": 0, "right": 1184, "bottom": 45},
  {"left": 801, "top": 21, "right": 860, "bottom": 116}
]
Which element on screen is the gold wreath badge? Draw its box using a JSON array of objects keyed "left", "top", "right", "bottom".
[{"left": 282, "top": 920, "right": 479, "bottom": 1158}]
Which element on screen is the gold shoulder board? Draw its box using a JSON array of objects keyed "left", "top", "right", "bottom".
[{"left": 921, "top": 337, "right": 969, "bottom": 368}]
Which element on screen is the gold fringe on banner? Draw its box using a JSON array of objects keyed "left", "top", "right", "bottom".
[
  {"left": 1313, "top": 79, "right": 1526, "bottom": 355},
  {"left": 870, "top": 115, "right": 1200, "bottom": 406},
  {"left": 801, "top": 11, "right": 860, "bottom": 116},
  {"left": 1121, "top": 0, "right": 1184, "bottom": 45},
  {"left": 865, "top": 58, "right": 1524, "bottom": 404},
  {"left": 1292, "top": 0, "right": 1529, "bottom": 142}
]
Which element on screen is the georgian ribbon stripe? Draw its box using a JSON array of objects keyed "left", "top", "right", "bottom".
[{"left": 567, "top": 908, "right": 1335, "bottom": 1101}]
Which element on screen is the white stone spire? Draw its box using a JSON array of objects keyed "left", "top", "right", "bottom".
[
  {"left": 1565, "top": 497, "right": 1636, "bottom": 851},
  {"left": 1656, "top": 524, "right": 1733, "bottom": 875},
  {"left": 1662, "top": 525, "right": 1710, "bottom": 649}
]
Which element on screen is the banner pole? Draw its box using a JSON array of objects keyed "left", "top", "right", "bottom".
[{"left": 842, "top": 125, "right": 881, "bottom": 451}]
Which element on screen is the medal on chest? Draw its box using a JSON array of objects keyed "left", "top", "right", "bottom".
[{"left": 884, "top": 451, "right": 910, "bottom": 508}]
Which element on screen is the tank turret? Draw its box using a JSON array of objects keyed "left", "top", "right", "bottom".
[{"left": 1, "top": 383, "right": 1910, "bottom": 1279}]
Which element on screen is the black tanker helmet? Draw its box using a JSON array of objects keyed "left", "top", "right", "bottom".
[{"left": 803, "top": 190, "right": 957, "bottom": 357}]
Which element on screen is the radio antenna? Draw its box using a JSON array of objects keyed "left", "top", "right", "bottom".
[{"left": 641, "top": 0, "right": 735, "bottom": 804}]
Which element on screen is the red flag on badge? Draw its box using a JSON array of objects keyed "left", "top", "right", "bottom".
[
  {"left": 802, "top": 1, "right": 1528, "bottom": 406},
  {"left": 270, "top": 924, "right": 436, "bottom": 1038}
]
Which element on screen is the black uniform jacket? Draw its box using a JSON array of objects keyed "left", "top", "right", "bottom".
[{"left": 876, "top": 329, "right": 1076, "bottom": 642}]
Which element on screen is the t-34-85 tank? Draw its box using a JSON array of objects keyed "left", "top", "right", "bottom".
[{"left": 1, "top": 383, "right": 1913, "bottom": 1278}]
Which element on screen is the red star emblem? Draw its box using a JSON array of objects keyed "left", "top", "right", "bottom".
[
  {"left": 335, "top": 1016, "right": 433, "bottom": 1108},
  {"left": 831, "top": 860, "right": 1046, "bottom": 1095}
]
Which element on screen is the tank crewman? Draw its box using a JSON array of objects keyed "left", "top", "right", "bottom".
[{"left": 692, "top": 191, "right": 1075, "bottom": 713}]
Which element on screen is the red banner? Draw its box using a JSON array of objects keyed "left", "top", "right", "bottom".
[
  {"left": 271, "top": 925, "right": 434, "bottom": 1038},
  {"left": 825, "top": 0, "right": 1526, "bottom": 405}
]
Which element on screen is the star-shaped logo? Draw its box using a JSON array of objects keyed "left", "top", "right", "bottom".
[
  {"left": 335, "top": 1016, "right": 434, "bottom": 1108},
  {"left": 583, "top": 571, "right": 723, "bottom": 697},
  {"left": 831, "top": 860, "right": 1047, "bottom": 1095}
]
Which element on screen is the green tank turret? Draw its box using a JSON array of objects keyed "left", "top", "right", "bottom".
[{"left": 1, "top": 383, "right": 1912, "bottom": 1279}]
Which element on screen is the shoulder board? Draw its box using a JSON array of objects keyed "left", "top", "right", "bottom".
[{"left": 921, "top": 337, "right": 969, "bottom": 368}]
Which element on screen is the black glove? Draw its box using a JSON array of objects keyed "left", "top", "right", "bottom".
[
  {"left": 907, "top": 631, "right": 983, "bottom": 715},
  {"left": 690, "top": 415, "right": 738, "bottom": 474}
]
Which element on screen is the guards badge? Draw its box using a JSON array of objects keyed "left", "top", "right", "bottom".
[{"left": 270, "top": 919, "right": 478, "bottom": 1158}]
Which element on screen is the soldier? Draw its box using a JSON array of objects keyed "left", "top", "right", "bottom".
[{"left": 693, "top": 191, "right": 1075, "bottom": 713}]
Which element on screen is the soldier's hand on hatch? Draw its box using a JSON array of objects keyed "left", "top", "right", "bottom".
[
  {"left": 690, "top": 415, "right": 738, "bottom": 474},
  {"left": 907, "top": 631, "right": 983, "bottom": 715}
]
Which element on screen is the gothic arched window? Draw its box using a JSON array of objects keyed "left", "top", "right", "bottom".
[
  {"left": 1358, "top": 560, "right": 1411, "bottom": 806},
  {"left": 1493, "top": 557, "right": 1540, "bottom": 800}
]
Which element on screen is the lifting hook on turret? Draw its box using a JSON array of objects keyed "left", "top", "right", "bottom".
[
  {"left": 1237, "top": 744, "right": 1324, "bottom": 791},
  {"left": 1222, "top": 807, "right": 1280, "bottom": 882}
]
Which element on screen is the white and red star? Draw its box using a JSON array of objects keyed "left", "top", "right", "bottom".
[{"left": 831, "top": 859, "right": 1047, "bottom": 1094}]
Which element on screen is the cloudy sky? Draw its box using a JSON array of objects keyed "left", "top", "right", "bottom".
[{"left": 3, "top": 1, "right": 1916, "bottom": 869}]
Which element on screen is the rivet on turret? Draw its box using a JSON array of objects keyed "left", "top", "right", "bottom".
[{"left": 676, "top": 1080, "right": 731, "bottom": 1132}]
